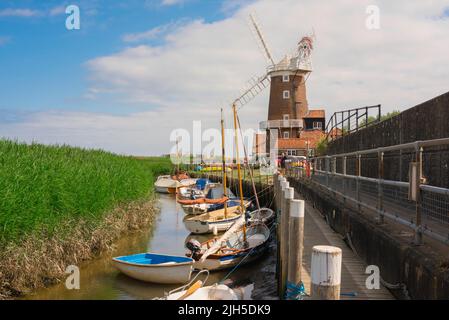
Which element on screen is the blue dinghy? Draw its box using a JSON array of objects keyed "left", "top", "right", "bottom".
[{"left": 112, "top": 253, "right": 194, "bottom": 284}]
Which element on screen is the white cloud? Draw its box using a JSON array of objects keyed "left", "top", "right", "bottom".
[
  {"left": 122, "top": 20, "right": 189, "bottom": 43},
  {"left": 49, "top": 6, "right": 66, "bottom": 16},
  {"left": 3, "top": 0, "right": 449, "bottom": 155},
  {"left": 0, "top": 8, "right": 40, "bottom": 17},
  {"left": 161, "top": 0, "right": 187, "bottom": 6}
]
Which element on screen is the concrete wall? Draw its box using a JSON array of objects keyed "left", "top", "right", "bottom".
[
  {"left": 290, "top": 178, "right": 449, "bottom": 299},
  {"left": 327, "top": 91, "right": 449, "bottom": 188}
]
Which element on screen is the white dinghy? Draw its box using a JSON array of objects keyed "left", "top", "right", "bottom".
[
  {"left": 160, "top": 270, "right": 254, "bottom": 300},
  {"left": 183, "top": 205, "right": 244, "bottom": 234},
  {"left": 112, "top": 253, "right": 194, "bottom": 284}
]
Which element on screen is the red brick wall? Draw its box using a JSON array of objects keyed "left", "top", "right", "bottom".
[{"left": 267, "top": 74, "right": 308, "bottom": 121}]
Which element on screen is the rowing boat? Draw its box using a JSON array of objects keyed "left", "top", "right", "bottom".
[
  {"left": 156, "top": 270, "right": 254, "bottom": 300},
  {"left": 112, "top": 253, "right": 194, "bottom": 284},
  {"left": 154, "top": 175, "right": 197, "bottom": 194},
  {"left": 154, "top": 175, "right": 182, "bottom": 193},
  {"left": 248, "top": 208, "right": 275, "bottom": 225},
  {"left": 183, "top": 205, "right": 244, "bottom": 234},
  {"left": 186, "top": 222, "right": 270, "bottom": 271},
  {"left": 166, "top": 283, "right": 252, "bottom": 300}
]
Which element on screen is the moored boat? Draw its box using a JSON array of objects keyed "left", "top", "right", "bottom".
[
  {"left": 183, "top": 205, "right": 244, "bottom": 234},
  {"left": 155, "top": 175, "right": 197, "bottom": 194},
  {"left": 185, "top": 221, "right": 270, "bottom": 271},
  {"left": 154, "top": 175, "right": 182, "bottom": 194},
  {"left": 112, "top": 253, "right": 194, "bottom": 284},
  {"left": 165, "top": 283, "right": 253, "bottom": 300},
  {"left": 247, "top": 208, "right": 275, "bottom": 225}
]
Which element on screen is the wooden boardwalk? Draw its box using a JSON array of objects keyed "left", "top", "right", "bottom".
[{"left": 294, "top": 190, "right": 395, "bottom": 300}]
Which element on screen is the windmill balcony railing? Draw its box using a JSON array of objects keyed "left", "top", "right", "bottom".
[{"left": 259, "top": 119, "right": 304, "bottom": 130}]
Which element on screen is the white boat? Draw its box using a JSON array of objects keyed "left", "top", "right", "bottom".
[
  {"left": 177, "top": 186, "right": 205, "bottom": 200},
  {"left": 179, "top": 178, "right": 197, "bottom": 187},
  {"left": 154, "top": 175, "right": 181, "bottom": 194},
  {"left": 248, "top": 208, "right": 275, "bottom": 225},
  {"left": 112, "top": 253, "right": 194, "bottom": 284},
  {"left": 160, "top": 270, "right": 254, "bottom": 300},
  {"left": 186, "top": 221, "right": 271, "bottom": 271},
  {"left": 183, "top": 205, "right": 244, "bottom": 234},
  {"left": 166, "top": 283, "right": 252, "bottom": 300},
  {"left": 154, "top": 176, "right": 197, "bottom": 194},
  {"left": 181, "top": 203, "right": 209, "bottom": 215}
]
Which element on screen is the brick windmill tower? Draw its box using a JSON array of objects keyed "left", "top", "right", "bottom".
[{"left": 236, "top": 15, "right": 325, "bottom": 158}]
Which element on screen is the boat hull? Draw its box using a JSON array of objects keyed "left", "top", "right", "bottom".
[
  {"left": 184, "top": 214, "right": 244, "bottom": 234},
  {"left": 193, "top": 239, "right": 269, "bottom": 271},
  {"left": 182, "top": 204, "right": 208, "bottom": 215},
  {"left": 112, "top": 253, "right": 194, "bottom": 284},
  {"left": 155, "top": 186, "right": 170, "bottom": 193},
  {"left": 189, "top": 223, "right": 271, "bottom": 271},
  {"left": 166, "top": 284, "right": 239, "bottom": 300}
]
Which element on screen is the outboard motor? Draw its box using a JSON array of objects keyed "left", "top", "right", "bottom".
[
  {"left": 246, "top": 201, "right": 256, "bottom": 213},
  {"left": 185, "top": 239, "right": 202, "bottom": 261}
]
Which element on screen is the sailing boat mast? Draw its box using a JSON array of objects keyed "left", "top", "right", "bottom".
[
  {"left": 221, "top": 108, "right": 228, "bottom": 218},
  {"left": 236, "top": 114, "right": 261, "bottom": 212},
  {"left": 175, "top": 137, "right": 180, "bottom": 178},
  {"left": 232, "top": 103, "right": 246, "bottom": 242}
]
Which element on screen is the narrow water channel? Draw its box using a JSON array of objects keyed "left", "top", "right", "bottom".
[{"left": 25, "top": 194, "right": 275, "bottom": 300}]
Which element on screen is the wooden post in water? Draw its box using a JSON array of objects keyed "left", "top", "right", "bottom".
[
  {"left": 276, "top": 178, "right": 288, "bottom": 296},
  {"left": 311, "top": 245, "right": 342, "bottom": 300},
  {"left": 273, "top": 173, "right": 279, "bottom": 211},
  {"left": 274, "top": 173, "right": 279, "bottom": 281},
  {"left": 276, "top": 175, "right": 286, "bottom": 213},
  {"left": 287, "top": 199, "right": 305, "bottom": 299},
  {"left": 280, "top": 186, "right": 294, "bottom": 299}
]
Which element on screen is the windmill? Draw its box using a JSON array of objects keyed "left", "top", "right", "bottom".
[{"left": 232, "top": 13, "right": 314, "bottom": 109}]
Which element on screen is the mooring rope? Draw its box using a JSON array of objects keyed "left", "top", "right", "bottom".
[
  {"left": 218, "top": 220, "right": 277, "bottom": 284},
  {"left": 285, "top": 281, "right": 308, "bottom": 300}
]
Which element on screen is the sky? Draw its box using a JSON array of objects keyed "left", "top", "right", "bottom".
[{"left": 1, "top": 0, "right": 449, "bottom": 156}]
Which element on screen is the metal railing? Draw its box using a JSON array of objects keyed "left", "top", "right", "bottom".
[
  {"left": 259, "top": 119, "right": 304, "bottom": 130},
  {"left": 325, "top": 105, "right": 381, "bottom": 142},
  {"left": 286, "top": 137, "right": 449, "bottom": 245}
]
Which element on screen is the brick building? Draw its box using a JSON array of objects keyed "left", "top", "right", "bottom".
[{"left": 259, "top": 45, "right": 325, "bottom": 157}]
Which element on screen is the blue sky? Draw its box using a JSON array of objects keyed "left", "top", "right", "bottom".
[
  {"left": 0, "top": 0, "right": 235, "bottom": 116},
  {"left": 1, "top": 1, "right": 449, "bottom": 155}
]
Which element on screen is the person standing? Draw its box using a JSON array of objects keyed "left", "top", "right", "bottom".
[{"left": 280, "top": 153, "right": 287, "bottom": 174}]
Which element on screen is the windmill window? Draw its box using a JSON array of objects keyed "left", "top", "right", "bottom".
[
  {"left": 313, "top": 121, "right": 323, "bottom": 129},
  {"left": 283, "top": 90, "right": 290, "bottom": 99},
  {"left": 282, "top": 75, "right": 290, "bottom": 82}
]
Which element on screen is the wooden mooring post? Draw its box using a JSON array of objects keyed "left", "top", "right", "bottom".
[
  {"left": 273, "top": 173, "right": 282, "bottom": 283},
  {"left": 287, "top": 199, "right": 305, "bottom": 299},
  {"left": 280, "top": 186, "right": 294, "bottom": 299},
  {"left": 311, "top": 245, "right": 342, "bottom": 300},
  {"left": 276, "top": 177, "right": 288, "bottom": 297}
]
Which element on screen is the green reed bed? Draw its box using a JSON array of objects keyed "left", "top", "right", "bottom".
[{"left": 0, "top": 139, "right": 172, "bottom": 245}]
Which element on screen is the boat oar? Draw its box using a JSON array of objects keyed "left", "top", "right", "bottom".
[{"left": 177, "top": 280, "right": 203, "bottom": 300}]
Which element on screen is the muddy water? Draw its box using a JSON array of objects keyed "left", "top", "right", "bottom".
[{"left": 25, "top": 194, "right": 276, "bottom": 300}]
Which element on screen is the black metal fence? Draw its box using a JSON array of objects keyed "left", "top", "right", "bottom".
[{"left": 325, "top": 105, "right": 381, "bottom": 142}]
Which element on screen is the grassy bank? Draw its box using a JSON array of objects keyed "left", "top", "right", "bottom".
[{"left": 0, "top": 140, "right": 172, "bottom": 297}]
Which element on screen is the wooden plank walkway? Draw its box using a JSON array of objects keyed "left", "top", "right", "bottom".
[{"left": 294, "top": 190, "right": 395, "bottom": 300}]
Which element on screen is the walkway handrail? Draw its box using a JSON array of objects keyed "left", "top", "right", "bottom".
[
  {"left": 314, "top": 137, "right": 449, "bottom": 160},
  {"left": 288, "top": 136, "right": 449, "bottom": 246}
]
